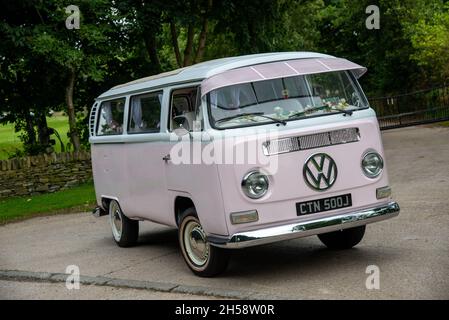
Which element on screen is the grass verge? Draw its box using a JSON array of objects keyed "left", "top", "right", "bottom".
[
  {"left": 0, "top": 114, "right": 70, "bottom": 160},
  {"left": 0, "top": 182, "right": 96, "bottom": 225},
  {"left": 436, "top": 121, "right": 449, "bottom": 127}
]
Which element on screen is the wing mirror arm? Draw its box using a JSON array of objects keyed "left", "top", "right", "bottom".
[{"left": 172, "top": 115, "right": 195, "bottom": 139}]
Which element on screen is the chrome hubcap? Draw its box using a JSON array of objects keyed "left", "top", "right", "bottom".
[
  {"left": 184, "top": 220, "right": 209, "bottom": 266},
  {"left": 109, "top": 202, "right": 122, "bottom": 241}
]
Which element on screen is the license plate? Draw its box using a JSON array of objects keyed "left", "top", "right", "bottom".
[{"left": 296, "top": 194, "right": 352, "bottom": 216}]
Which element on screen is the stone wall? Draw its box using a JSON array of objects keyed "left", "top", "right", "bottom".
[{"left": 0, "top": 151, "right": 92, "bottom": 199}]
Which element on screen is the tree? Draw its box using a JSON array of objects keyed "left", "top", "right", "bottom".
[
  {"left": 317, "top": 0, "right": 419, "bottom": 96},
  {"left": 275, "top": 0, "right": 325, "bottom": 52},
  {"left": 115, "top": 0, "right": 218, "bottom": 71},
  {"left": 405, "top": 1, "right": 449, "bottom": 84},
  {"left": 30, "top": 0, "right": 120, "bottom": 152},
  {"left": 1, "top": 0, "right": 448, "bottom": 158},
  {"left": 165, "top": 0, "right": 214, "bottom": 67},
  {"left": 0, "top": 1, "right": 65, "bottom": 155},
  {"left": 114, "top": 0, "right": 166, "bottom": 74},
  {"left": 211, "top": 0, "right": 285, "bottom": 54}
]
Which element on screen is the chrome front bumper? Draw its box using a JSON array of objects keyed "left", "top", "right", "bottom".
[{"left": 208, "top": 201, "right": 400, "bottom": 249}]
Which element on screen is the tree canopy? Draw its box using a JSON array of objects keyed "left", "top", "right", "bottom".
[{"left": 0, "top": 0, "right": 447, "bottom": 155}]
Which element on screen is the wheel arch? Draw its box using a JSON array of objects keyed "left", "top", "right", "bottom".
[
  {"left": 100, "top": 196, "right": 120, "bottom": 212},
  {"left": 174, "top": 196, "right": 196, "bottom": 226}
]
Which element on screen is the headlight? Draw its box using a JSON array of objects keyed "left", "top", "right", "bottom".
[
  {"left": 241, "top": 171, "right": 269, "bottom": 199},
  {"left": 361, "top": 151, "right": 384, "bottom": 178}
]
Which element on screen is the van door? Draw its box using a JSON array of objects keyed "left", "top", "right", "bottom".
[
  {"left": 163, "top": 85, "right": 228, "bottom": 236},
  {"left": 121, "top": 90, "right": 171, "bottom": 225},
  {"left": 164, "top": 85, "right": 202, "bottom": 193}
]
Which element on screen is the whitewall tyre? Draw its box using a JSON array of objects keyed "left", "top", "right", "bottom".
[
  {"left": 109, "top": 200, "right": 139, "bottom": 247},
  {"left": 178, "top": 208, "right": 229, "bottom": 277}
]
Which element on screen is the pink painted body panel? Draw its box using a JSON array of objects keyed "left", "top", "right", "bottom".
[
  {"left": 91, "top": 144, "right": 128, "bottom": 205},
  {"left": 90, "top": 53, "right": 395, "bottom": 243},
  {"left": 214, "top": 116, "right": 391, "bottom": 237},
  {"left": 201, "top": 58, "right": 367, "bottom": 95},
  {"left": 92, "top": 114, "right": 391, "bottom": 238},
  {"left": 91, "top": 138, "right": 228, "bottom": 235},
  {"left": 164, "top": 138, "right": 228, "bottom": 235},
  {"left": 92, "top": 141, "right": 172, "bottom": 225}
]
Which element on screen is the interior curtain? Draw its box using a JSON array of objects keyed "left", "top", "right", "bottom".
[
  {"left": 230, "top": 86, "right": 241, "bottom": 108},
  {"left": 131, "top": 98, "right": 142, "bottom": 129},
  {"left": 102, "top": 101, "right": 112, "bottom": 124},
  {"left": 158, "top": 93, "right": 163, "bottom": 106},
  {"left": 210, "top": 90, "right": 218, "bottom": 108},
  {"left": 214, "top": 86, "right": 241, "bottom": 109}
]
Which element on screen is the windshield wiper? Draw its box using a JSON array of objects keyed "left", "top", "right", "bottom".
[
  {"left": 339, "top": 108, "right": 353, "bottom": 116},
  {"left": 288, "top": 105, "right": 353, "bottom": 119},
  {"left": 215, "top": 112, "right": 287, "bottom": 126}
]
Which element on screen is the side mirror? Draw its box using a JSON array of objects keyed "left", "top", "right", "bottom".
[
  {"left": 173, "top": 127, "right": 189, "bottom": 137},
  {"left": 172, "top": 115, "right": 192, "bottom": 138},
  {"left": 173, "top": 115, "right": 190, "bottom": 131}
]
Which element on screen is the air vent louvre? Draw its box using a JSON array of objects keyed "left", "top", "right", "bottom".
[
  {"left": 89, "top": 103, "right": 99, "bottom": 137},
  {"left": 263, "top": 128, "right": 360, "bottom": 156}
]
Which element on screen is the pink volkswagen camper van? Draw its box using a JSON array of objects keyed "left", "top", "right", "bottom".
[{"left": 89, "top": 52, "right": 399, "bottom": 276}]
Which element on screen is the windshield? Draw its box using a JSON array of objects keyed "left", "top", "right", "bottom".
[{"left": 207, "top": 71, "right": 368, "bottom": 129}]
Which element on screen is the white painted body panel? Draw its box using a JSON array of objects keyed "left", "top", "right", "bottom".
[{"left": 97, "top": 52, "right": 333, "bottom": 100}]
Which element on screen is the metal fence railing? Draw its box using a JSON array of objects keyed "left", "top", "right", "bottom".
[{"left": 368, "top": 84, "right": 449, "bottom": 130}]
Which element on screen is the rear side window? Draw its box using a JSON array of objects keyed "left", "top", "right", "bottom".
[
  {"left": 129, "top": 91, "right": 163, "bottom": 133},
  {"left": 97, "top": 98, "right": 126, "bottom": 136}
]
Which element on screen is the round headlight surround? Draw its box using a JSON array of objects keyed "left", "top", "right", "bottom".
[
  {"left": 241, "top": 170, "right": 269, "bottom": 199},
  {"left": 361, "top": 151, "right": 384, "bottom": 178}
]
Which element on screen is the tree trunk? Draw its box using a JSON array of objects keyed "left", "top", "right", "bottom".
[
  {"left": 144, "top": 34, "right": 162, "bottom": 73},
  {"left": 247, "top": 21, "right": 259, "bottom": 53},
  {"left": 36, "top": 111, "right": 51, "bottom": 151},
  {"left": 65, "top": 69, "right": 81, "bottom": 152},
  {"left": 183, "top": 24, "right": 195, "bottom": 67},
  {"left": 194, "top": 0, "right": 212, "bottom": 64},
  {"left": 193, "top": 18, "right": 209, "bottom": 64},
  {"left": 170, "top": 20, "right": 183, "bottom": 68},
  {"left": 23, "top": 107, "right": 36, "bottom": 147}
]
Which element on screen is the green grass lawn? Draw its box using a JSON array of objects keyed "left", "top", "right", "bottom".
[
  {"left": 0, "top": 114, "right": 70, "bottom": 160},
  {"left": 0, "top": 182, "right": 96, "bottom": 224}
]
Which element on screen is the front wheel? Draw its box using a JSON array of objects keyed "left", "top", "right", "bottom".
[
  {"left": 178, "top": 208, "right": 229, "bottom": 277},
  {"left": 109, "top": 200, "right": 139, "bottom": 247},
  {"left": 318, "top": 225, "right": 366, "bottom": 250}
]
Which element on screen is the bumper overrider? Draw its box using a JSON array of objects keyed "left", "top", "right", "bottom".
[{"left": 208, "top": 201, "right": 400, "bottom": 249}]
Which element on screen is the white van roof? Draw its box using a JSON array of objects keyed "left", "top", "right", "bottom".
[{"left": 97, "top": 52, "right": 334, "bottom": 100}]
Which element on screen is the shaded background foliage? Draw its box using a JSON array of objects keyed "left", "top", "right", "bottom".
[{"left": 0, "top": 0, "right": 448, "bottom": 155}]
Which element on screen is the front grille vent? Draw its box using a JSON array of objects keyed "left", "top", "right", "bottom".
[{"left": 263, "top": 128, "right": 360, "bottom": 156}]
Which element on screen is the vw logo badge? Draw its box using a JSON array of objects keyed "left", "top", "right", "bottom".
[{"left": 303, "top": 153, "right": 338, "bottom": 191}]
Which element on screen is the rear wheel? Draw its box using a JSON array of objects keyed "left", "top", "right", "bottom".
[
  {"left": 318, "top": 225, "right": 366, "bottom": 250},
  {"left": 178, "top": 208, "right": 229, "bottom": 277},
  {"left": 109, "top": 200, "right": 139, "bottom": 247}
]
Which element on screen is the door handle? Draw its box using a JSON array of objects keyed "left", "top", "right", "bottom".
[{"left": 162, "top": 154, "right": 171, "bottom": 162}]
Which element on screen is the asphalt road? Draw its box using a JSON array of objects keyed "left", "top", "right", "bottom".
[
  {"left": 0, "top": 280, "right": 218, "bottom": 300},
  {"left": 1, "top": 125, "right": 448, "bottom": 299}
]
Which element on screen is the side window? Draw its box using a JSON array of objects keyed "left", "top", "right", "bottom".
[
  {"left": 97, "top": 98, "right": 125, "bottom": 136},
  {"left": 169, "top": 86, "right": 202, "bottom": 132},
  {"left": 128, "top": 91, "right": 163, "bottom": 134}
]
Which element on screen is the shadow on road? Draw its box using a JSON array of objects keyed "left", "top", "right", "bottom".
[
  {"left": 138, "top": 229, "right": 178, "bottom": 246},
  {"left": 129, "top": 227, "right": 400, "bottom": 280}
]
